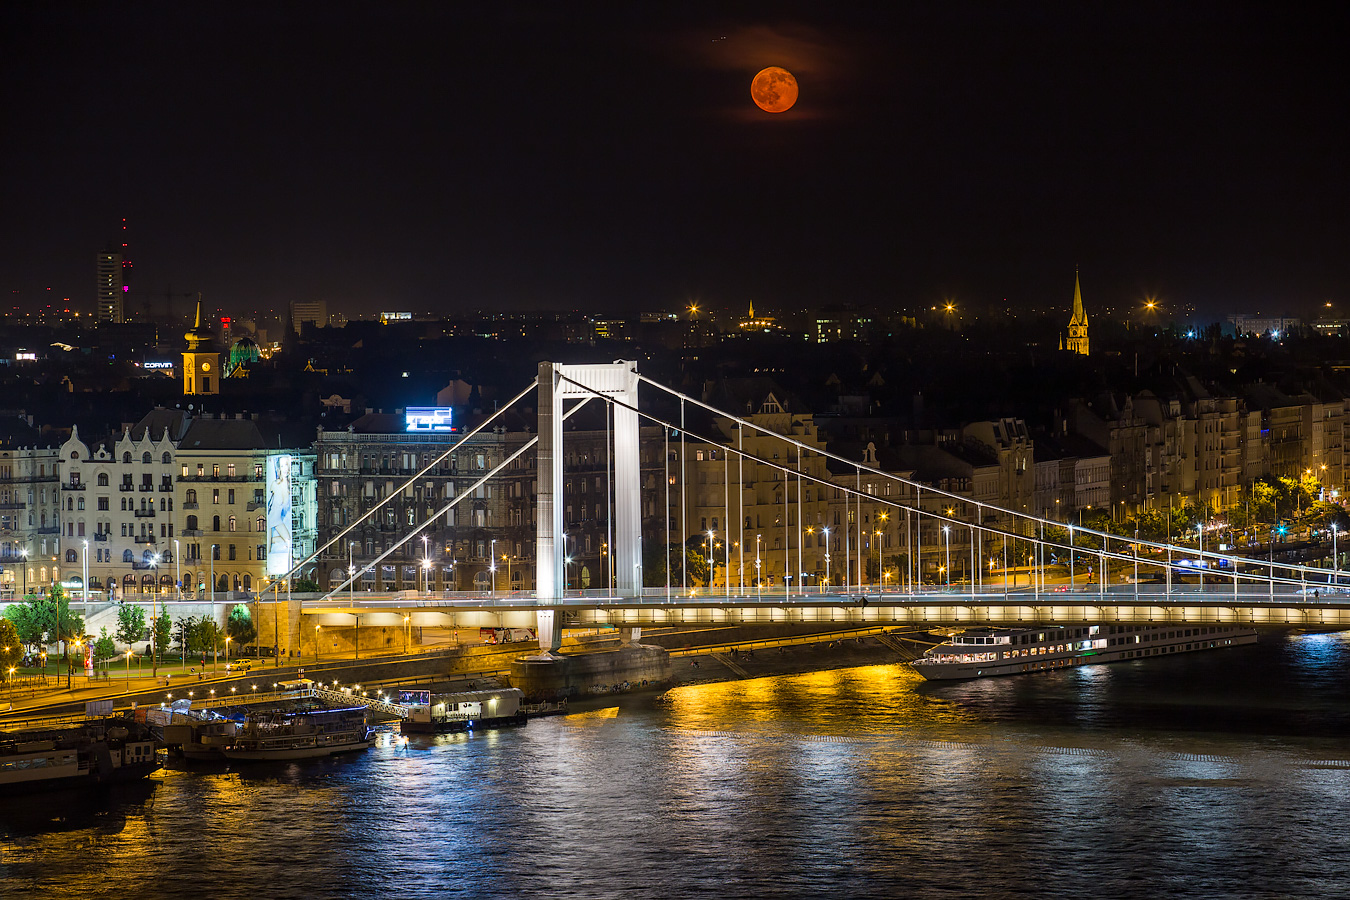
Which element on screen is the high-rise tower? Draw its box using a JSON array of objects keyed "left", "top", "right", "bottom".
[
  {"left": 1066, "top": 270, "right": 1089, "bottom": 356},
  {"left": 96, "top": 248, "right": 124, "bottom": 323},
  {"left": 96, "top": 219, "right": 132, "bottom": 323},
  {"left": 183, "top": 294, "right": 220, "bottom": 395}
]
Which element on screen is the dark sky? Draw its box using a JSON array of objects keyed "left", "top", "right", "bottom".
[{"left": 3, "top": 1, "right": 1346, "bottom": 321}]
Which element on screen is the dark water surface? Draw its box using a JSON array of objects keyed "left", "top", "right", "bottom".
[{"left": 4, "top": 632, "right": 1350, "bottom": 898}]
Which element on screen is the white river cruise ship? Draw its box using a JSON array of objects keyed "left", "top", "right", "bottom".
[{"left": 910, "top": 623, "right": 1259, "bottom": 680}]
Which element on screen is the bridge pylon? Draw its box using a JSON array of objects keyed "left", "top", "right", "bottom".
[{"left": 535, "top": 361, "right": 642, "bottom": 651}]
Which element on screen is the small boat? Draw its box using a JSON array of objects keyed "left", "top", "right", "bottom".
[
  {"left": 399, "top": 688, "right": 528, "bottom": 734},
  {"left": 0, "top": 717, "right": 159, "bottom": 796},
  {"left": 910, "top": 623, "right": 1259, "bottom": 680},
  {"left": 221, "top": 707, "right": 373, "bottom": 761}
]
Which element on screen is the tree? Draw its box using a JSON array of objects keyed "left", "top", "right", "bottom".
[
  {"left": 173, "top": 615, "right": 198, "bottom": 655},
  {"left": 292, "top": 578, "right": 321, "bottom": 593},
  {"left": 193, "top": 618, "right": 221, "bottom": 657},
  {"left": 226, "top": 604, "right": 257, "bottom": 646},
  {"left": 114, "top": 603, "right": 147, "bottom": 648},
  {"left": 3, "top": 604, "right": 42, "bottom": 650},
  {"left": 0, "top": 617, "right": 21, "bottom": 674},
  {"left": 153, "top": 612, "right": 172, "bottom": 662},
  {"left": 93, "top": 627, "right": 116, "bottom": 661},
  {"left": 16, "top": 586, "right": 85, "bottom": 661}
]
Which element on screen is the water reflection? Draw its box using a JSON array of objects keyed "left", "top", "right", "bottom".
[{"left": 2, "top": 634, "right": 1349, "bottom": 897}]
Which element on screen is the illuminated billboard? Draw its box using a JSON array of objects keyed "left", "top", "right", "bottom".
[
  {"left": 265, "top": 454, "right": 293, "bottom": 576},
  {"left": 405, "top": 407, "right": 453, "bottom": 432}
]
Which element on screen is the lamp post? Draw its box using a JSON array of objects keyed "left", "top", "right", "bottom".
[
  {"left": 315, "top": 624, "right": 321, "bottom": 663},
  {"left": 151, "top": 553, "right": 161, "bottom": 676},
  {"left": 224, "top": 636, "right": 230, "bottom": 674},
  {"left": 125, "top": 648, "right": 132, "bottom": 689},
  {"left": 1333, "top": 523, "right": 1340, "bottom": 588},
  {"left": 755, "top": 534, "right": 762, "bottom": 598},
  {"left": 174, "top": 539, "right": 180, "bottom": 599},
  {"left": 822, "top": 527, "right": 831, "bottom": 592},
  {"left": 421, "top": 535, "right": 429, "bottom": 594},
  {"left": 489, "top": 539, "right": 497, "bottom": 594},
  {"left": 82, "top": 540, "right": 89, "bottom": 603},
  {"left": 707, "top": 529, "right": 716, "bottom": 591},
  {"left": 874, "top": 529, "right": 883, "bottom": 598},
  {"left": 349, "top": 542, "right": 356, "bottom": 604},
  {"left": 942, "top": 525, "right": 951, "bottom": 588},
  {"left": 19, "top": 547, "right": 27, "bottom": 598},
  {"left": 504, "top": 553, "right": 512, "bottom": 593},
  {"left": 404, "top": 614, "right": 410, "bottom": 654}
]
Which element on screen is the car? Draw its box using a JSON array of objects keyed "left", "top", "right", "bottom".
[{"left": 225, "top": 660, "right": 253, "bottom": 674}]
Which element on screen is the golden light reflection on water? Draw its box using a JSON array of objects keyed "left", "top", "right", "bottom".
[{"left": 662, "top": 663, "right": 981, "bottom": 737}]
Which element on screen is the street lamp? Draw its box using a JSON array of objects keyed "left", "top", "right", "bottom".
[
  {"left": 874, "top": 527, "right": 884, "bottom": 598},
  {"left": 489, "top": 539, "right": 497, "bottom": 594},
  {"left": 315, "top": 624, "right": 321, "bottom": 663},
  {"left": 755, "top": 534, "right": 762, "bottom": 597},
  {"left": 1333, "top": 523, "right": 1340, "bottom": 587},
  {"left": 174, "top": 538, "right": 180, "bottom": 599},
  {"left": 224, "top": 635, "right": 231, "bottom": 674},
  {"left": 125, "top": 648, "right": 133, "bottom": 688},
  {"left": 19, "top": 547, "right": 27, "bottom": 598},
  {"left": 82, "top": 539, "right": 89, "bottom": 603},
  {"left": 707, "top": 529, "right": 716, "bottom": 591},
  {"left": 942, "top": 525, "right": 951, "bottom": 588},
  {"left": 349, "top": 542, "right": 356, "bottom": 604},
  {"left": 404, "top": 614, "right": 411, "bottom": 654},
  {"left": 822, "top": 526, "right": 831, "bottom": 591},
  {"left": 151, "top": 553, "right": 162, "bottom": 677},
  {"left": 421, "top": 535, "right": 430, "bottom": 594}
]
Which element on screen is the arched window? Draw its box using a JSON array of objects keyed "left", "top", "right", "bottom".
[
  {"left": 97, "top": 473, "right": 109, "bottom": 486},
  {"left": 123, "top": 452, "right": 132, "bottom": 463},
  {"left": 66, "top": 549, "right": 77, "bottom": 563},
  {"left": 186, "top": 515, "right": 198, "bottom": 530},
  {"left": 186, "top": 489, "right": 197, "bottom": 504},
  {"left": 212, "top": 515, "right": 221, "bottom": 531},
  {"left": 256, "top": 516, "right": 264, "bottom": 532},
  {"left": 228, "top": 516, "right": 237, "bottom": 532},
  {"left": 162, "top": 452, "right": 172, "bottom": 464},
  {"left": 242, "top": 574, "right": 251, "bottom": 590},
  {"left": 123, "top": 549, "right": 134, "bottom": 562},
  {"left": 142, "top": 452, "right": 152, "bottom": 464}
]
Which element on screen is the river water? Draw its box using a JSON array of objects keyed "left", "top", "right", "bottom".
[{"left": 4, "top": 631, "right": 1350, "bottom": 898}]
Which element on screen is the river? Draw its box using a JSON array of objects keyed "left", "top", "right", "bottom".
[{"left": 3, "top": 631, "right": 1349, "bottom": 898}]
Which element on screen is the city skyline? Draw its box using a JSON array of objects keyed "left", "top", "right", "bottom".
[{"left": 2, "top": 3, "right": 1347, "bottom": 320}]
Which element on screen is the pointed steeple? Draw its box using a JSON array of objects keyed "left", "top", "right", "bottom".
[
  {"left": 748, "top": 299, "right": 755, "bottom": 319},
  {"left": 1069, "top": 269, "right": 1088, "bottom": 326},
  {"left": 1065, "top": 269, "right": 1089, "bottom": 356}
]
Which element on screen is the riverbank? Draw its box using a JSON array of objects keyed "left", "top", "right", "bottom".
[{"left": 663, "top": 630, "right": 925, "bottom": 688}]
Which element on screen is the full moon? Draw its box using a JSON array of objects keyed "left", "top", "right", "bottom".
[{"left": 751, "top": 66, "right": 798, "bottom": 113}]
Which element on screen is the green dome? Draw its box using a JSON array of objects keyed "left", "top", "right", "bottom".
[{"left": 227, "top": 336, "right": 261, "bottom": 374}]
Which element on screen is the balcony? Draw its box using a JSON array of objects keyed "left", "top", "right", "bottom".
[
  {"left": 182, "top": 502, "right": 199, "bottom": 510},
  {"left": 119, "top": 484, "right": 134, "bottom": 492},
  {"left": 93, "top": 533, "right": 110, "bottom": 542},
  {"left": 139, "top": 484, "right": 153, "bottom": 492},
  {"left": 158, "top": 484, "right": 173, "bottom": 493},
  {"left": 0, "top": 502, "right": 25, "bottom": 510},
  {"left": 133, "top": 536, "right": 158, "bottom": 545},
  {"left": 65, "top": 483, "right": 86, "bottom": 491},
  {"left": 181, "top": 529, "right": 203, "bottom": 537},
  {"left": 133, "top": 508, "right": 156, "bottom": 518},
  {"left": 246, "top": 501, "right": 265, "bottom": 512}
]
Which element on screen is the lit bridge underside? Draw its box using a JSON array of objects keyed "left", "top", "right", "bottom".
[{"left": 300, "top": 588, "right": 1350, "bottom": 632}]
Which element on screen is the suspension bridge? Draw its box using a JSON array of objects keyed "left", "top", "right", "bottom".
[{"left": 272, "top": 361, "right": 1350, "bottom": 652}]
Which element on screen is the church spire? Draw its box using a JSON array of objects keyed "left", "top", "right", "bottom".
[
  {"left": 748, "top": 299, "right": 755, "bottom": 319},
  {"left": 1066, "top": 270, "right": 1089, "bottom": 355}
]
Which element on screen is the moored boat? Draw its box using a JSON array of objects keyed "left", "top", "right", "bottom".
[
  {"left": 399, "top": 688, "right": 528, "bottom": 734},
  {"left": 911, "top": 623, "right": 1259, "bottom": 680},
  {"left": 221, "top": 707, "right": 373, "bottom": 761},
  {"left": 0, "top": 717, "right": 159, "bottom": 795}
]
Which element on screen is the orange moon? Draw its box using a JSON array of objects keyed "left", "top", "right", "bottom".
[{"left": 751, "top": 66, "right": 798, "bottom": 113}]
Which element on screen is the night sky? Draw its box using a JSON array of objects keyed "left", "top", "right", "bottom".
[{"left": 3, "top": 2, "right": 1346, "bottom": 320}]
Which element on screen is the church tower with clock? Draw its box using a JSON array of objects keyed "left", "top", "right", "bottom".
[
  {"left": 182, "top": 294, "right": 220, "bottom": 395},
  {"left": 1065, "top": 270, "right": 1089, "bottom": 356}
]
